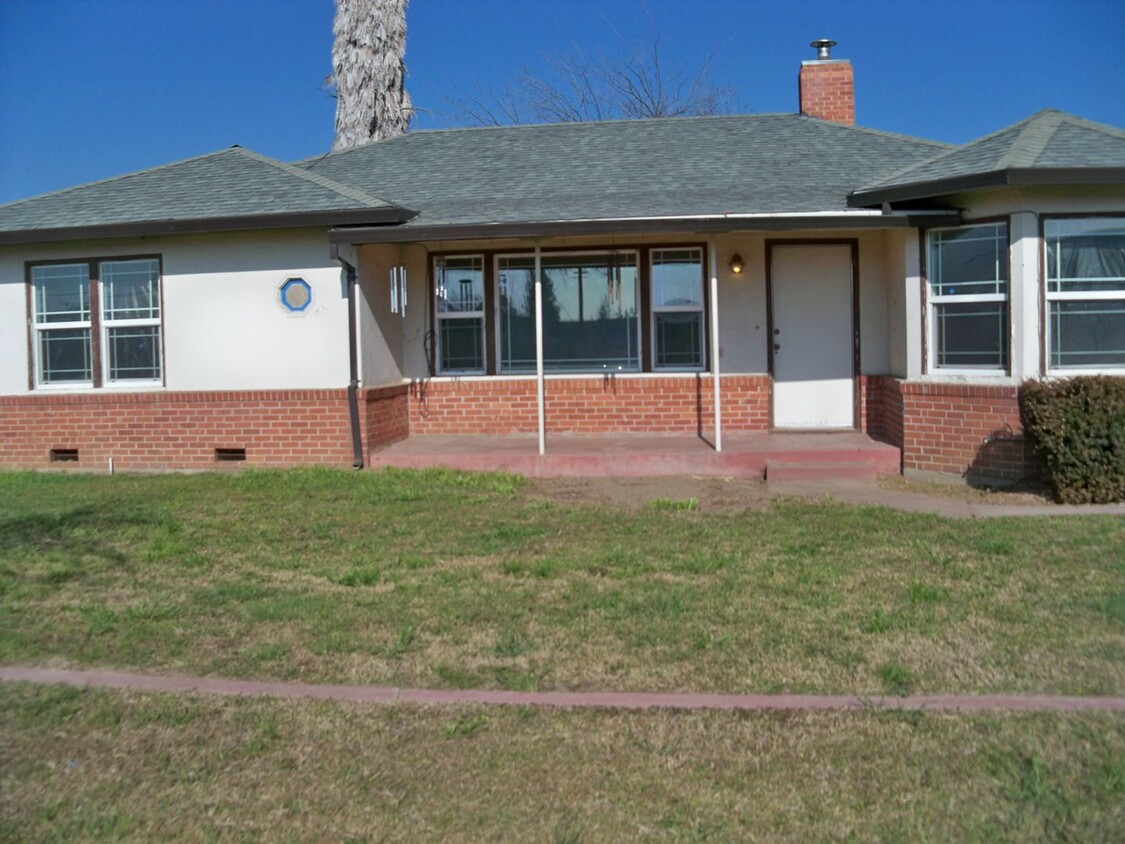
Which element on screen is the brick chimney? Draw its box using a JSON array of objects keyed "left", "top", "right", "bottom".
[{"left": 798, "top": 39, "right": 855, "bottom": 125}]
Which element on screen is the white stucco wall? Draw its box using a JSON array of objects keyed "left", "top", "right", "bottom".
[
  {"left": 0, "top": 228, "right": 348, "bottom": 395},
  {"left": 355, "top": 242, "right": 410, "bottom": 386},
  {"left": 710, "top": 234, "right": 768, "bottom": 374},
  {"left": 882, "top": 228, "right": 911, "bottom": 378},
  {"left": 0, "top": 250, "right": 29, "bottom": 395}
]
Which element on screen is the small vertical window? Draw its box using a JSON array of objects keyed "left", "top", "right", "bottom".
[
  {"left": 927, "top": 223, "right": 1009, "bottom": 371},
  {"left": 101, "top": 258, "right": 162, "bottom": 383},
  {"left": 1045, "top": 217, "right": 1125, "bottom": 371},
  {"left": 435, "top": 256, "right": 485, "bottom": 373},
  {"left": 31, "top": 263, "right": 93, "bottom": 385},
  {"left": 651, "top": 248, "right": 705, "bottom": 369}
]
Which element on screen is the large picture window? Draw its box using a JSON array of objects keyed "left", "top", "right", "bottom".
[
  {"left": 434, "top": 255, "right": 485, "bottom": 373},
  {"left": 496, "top": 251, "right": 639, "bottom": 373},
  {"left": 927, "top": 223, "right": 1009, "bottom": 371},
  {"left": 651, "top": 248, "right": 705, "bottom": 369},
  {"left": 31, "top": 257, "right": 162, "bottom": 387},
  {"left": 1045, "top": 217, "right": 1125, "bottom": 371}
]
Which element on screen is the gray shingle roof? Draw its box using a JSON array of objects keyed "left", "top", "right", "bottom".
[
  {"left": 0, "top": 146, "right": 408, "bottom": 242},
  {"left": 850, "top": 110, "right": 1125, "bottom": 205},
  {"left": 299, "top": 114, "right": 951, "bottom": 227},
  {"left": 3, "top": 108, "right": 1120, "bottom": 244}
]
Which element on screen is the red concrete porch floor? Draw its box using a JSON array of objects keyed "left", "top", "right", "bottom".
[{"left": 369, "top": 432, "right": 901, "bottom": 479}]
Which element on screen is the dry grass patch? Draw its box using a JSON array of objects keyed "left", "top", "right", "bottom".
[{"left": 1, "top": 683, "right": 1122, "bottom": 842}]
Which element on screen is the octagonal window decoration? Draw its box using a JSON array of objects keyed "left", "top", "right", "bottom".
[{"left": 279, "top": 277, "right": 313, "bottom": 315}]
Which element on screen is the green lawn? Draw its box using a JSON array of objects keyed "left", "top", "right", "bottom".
[
  {"left": 1, "top": 683, "right": 1122, "bottom": 842},
  {"left": 1, "top": 468, "right": 1122, "bottom": 841},
  {"left": 0, "top": 468, "right": 1122, "bottom": 696}
]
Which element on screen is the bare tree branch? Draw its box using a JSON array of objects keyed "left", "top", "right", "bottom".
[{"left": 445, "top": 22, "right": 733, "bottom": 126}]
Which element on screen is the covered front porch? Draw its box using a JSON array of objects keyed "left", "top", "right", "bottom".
[{"left": 368, "top": 431, "right": 900, "bottom": 480}]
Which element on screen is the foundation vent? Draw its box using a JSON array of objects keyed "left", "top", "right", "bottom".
[
  {"left": 215, "top": 448, "right": 247, "bottom": 462},
  {"left": 49, "top": 448, "right": 79, "bottom": 463}
]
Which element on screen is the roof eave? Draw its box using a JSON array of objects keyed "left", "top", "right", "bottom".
[
  {"left": 0, "top": 206, "right": 415, "bottom": 246},
  {"left": 327, "top": 212, "right": 959, "bottom": 245},
  {"left": 848, "top": 167, "right": 1125, "bottom": 207}
]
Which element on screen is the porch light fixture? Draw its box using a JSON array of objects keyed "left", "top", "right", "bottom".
[{"left": 729, "top": 253, "right": 744, "bottom": 275}]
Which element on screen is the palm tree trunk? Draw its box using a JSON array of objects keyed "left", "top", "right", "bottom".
[{"left": 332, "top": 0, "right": 412, "bottom": 150}]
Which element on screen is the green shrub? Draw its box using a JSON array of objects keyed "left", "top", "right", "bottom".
[{"left": 1018, "top": 377, "right": 1125, "bottom": 504}]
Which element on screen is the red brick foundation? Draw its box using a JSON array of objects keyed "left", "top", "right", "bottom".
[
  {"left": 868, "top": 376, "right": 1038, "bottom": 481},
  {"left": 0, "top": 376, "right": 1041, "bottom": 481},
  {"left": 407, "top": 374, "right": 772, "bottom": 436},
  {"left": 0, "top": 388, "right": 410, "bottom": 471}
]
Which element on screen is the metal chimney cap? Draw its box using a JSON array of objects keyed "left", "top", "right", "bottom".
[{"left": 810, "top": 39, "right": 837, "bottom": 60}]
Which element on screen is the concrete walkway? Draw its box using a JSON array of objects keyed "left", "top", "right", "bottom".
[
  {"left": 2, "top": 667, "right": 1122, "bottom": 713},
  {"left": 768, "top": 478, "right": 1125, "bottom": 518}
]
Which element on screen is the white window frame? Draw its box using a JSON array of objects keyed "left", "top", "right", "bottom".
[
  {"left": 99, "top": 258, "right": 163, "bottom": 386},
  {"left": 434, "top": 254, "right": 486, "bottom": 375},
  {"left": 493, "top": 249, "right": 642, "bottom": 374},
  {"left": 650, "top": 247, "right": 707, "bottom": 371},
  {"left": 29, "top": 256, "right": 164, "bottom": 390},
  {"left": 1044, "top": 216, "right": 1125, "bottom": 374},
  {"left": 31, "top": 262, "right": 94, "bottom": 388},
  {"left": 926, "top": 222, "right": 1010, "bottom": 374}
]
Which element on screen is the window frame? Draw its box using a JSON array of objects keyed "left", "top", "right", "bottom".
[
  {"left": 492, "top": 248, "right": 643, "bottom": 375},
  {"left": 649, "top": 247, "right": 707, "bottom": 371},
  {"left": 1043, "top": 214, "right": 1125, "bottom": 374},
  {"left": 27, "top": 254, "right": 165, "bottom": 390},
  {"left": 433, "top": 254, "right": 487, "bottom": 375},
  {"left": 924, "top": 221, "right": 1011, "bottom": 375}
]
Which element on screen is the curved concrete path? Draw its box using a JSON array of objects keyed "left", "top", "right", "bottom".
[
  {"left": 768, "top": 478, "right": 1125, "bottom": 518},
  {"left": 2, "top": 667, "right": 1122, "bottom": 713}
]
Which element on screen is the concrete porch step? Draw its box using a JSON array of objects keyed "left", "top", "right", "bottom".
[{"left": 369, "top": 433, "right": 902, "bottom": 479}]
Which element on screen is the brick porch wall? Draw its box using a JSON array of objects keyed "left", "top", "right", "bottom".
[
  {"left": 408, "top": 374, "right": 772, "bottom": 435},
  {"left": 0, "top": 390, "right": 362, "bottom": 470},
  {"left": 362, "top": 385, "right": 410, "bottom": 451},
  {"left": 867, "top": 376, "right": 1037, "bottom": 481}
]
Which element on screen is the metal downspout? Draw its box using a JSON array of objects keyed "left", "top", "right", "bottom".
[{"left": 339, "top": 258, "right": 365, "bottom": 469}]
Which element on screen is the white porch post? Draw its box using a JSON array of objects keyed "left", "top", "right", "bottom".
[
  {"left": 709, "top": 242, "right": 722, "bottom": 452},
  {"left": 534, "top": 246, "right": 545, "bottom": 455},
  {"left": 1009, "top": 211, "right": 1041, "bottom": 380}
]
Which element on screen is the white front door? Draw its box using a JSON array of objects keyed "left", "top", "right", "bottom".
[{"left": 770, "top": 244, "right": 855, "bottom": 429}]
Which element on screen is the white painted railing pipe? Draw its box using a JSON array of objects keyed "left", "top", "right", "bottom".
[
  {"left": 709, "top": 242, "right": 722, "bottom": 453},
  {"left": 534, "top": 246, "right": 545, "bottom": 456}
]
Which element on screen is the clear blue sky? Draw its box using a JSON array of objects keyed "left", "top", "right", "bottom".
[{"left": 1, "top": 0, "right": 1123, "bottom": 205}]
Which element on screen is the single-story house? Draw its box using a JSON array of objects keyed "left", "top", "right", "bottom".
[{"left": 1, "top": 43, "right": 1123, "bottom": 480}]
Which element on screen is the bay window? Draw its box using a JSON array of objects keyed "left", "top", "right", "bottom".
[
  {"left": 31, "top": 257, "right": 162, "bottom": 387},
  {"left": 1045, "top": 217, "right": 1125, "bottom": 371},
  {"left": 927, "top": 223, "right": 1009, "bottom": 371}
]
